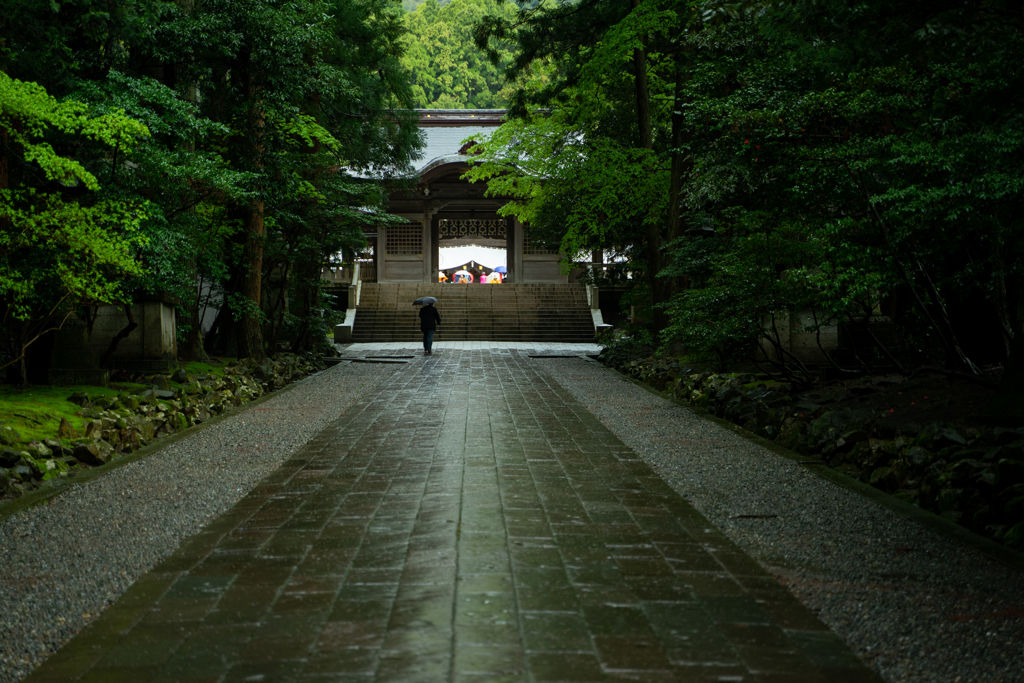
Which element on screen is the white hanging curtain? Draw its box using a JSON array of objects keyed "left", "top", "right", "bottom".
[{"left": 438, "top": 245, "right": 507, "bottom": 271}]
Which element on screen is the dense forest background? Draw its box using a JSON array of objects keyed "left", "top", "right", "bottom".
[
  {"left": 2, "top": 0, "right": 1024, "bottom": 545},
  {"left": 2, "top": 0, "right": 1023, "bottom": 404},
  {"left": 466, "top": 0, "right": 1024, "bottom": 405},
  {"left": 0, "top": 0, "right": 422, "bottom": 381},
  {"left": 401, "top": 0, "right": 517, "bottom": 109}
]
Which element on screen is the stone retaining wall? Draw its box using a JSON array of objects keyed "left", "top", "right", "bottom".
[
  {"left": 603, "top": 353, "right": 1024, "bottom": 550},
  {"left": 0, "top": 353, "right": 327, "bottom": 501}
]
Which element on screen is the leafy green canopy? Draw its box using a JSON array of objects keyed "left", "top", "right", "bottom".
[
  {"left": 0, "top": 74, "right": 148, "bottom": 191},
  {"left": 473, "top": 0, "right": 1024, "bottom": 379},
  {"left": 0, "top": 73, "right": 149, "bottom": 369},
  {"left": 468, "top": 0, "right": 685, "bottom": 302},
  {"left": 1, "top": 0, "right": 422, "bottom": 367},
  {"left": 463, "top": 109, "right": 667, "bottom": 265},
  {"left": 663, "top": 0, "right": 1024, "bottom": 376},
  {"left": 402, "top": 0, "right": 519, "bottom": 109}
]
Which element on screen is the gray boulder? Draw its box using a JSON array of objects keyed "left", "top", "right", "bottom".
[
  {"left": 0, "top": 449, "right": 21, "bottom": 467},
  {"left": 72, "top": 440, "right": 112, "bottom": 466},
  {"left": 26, "top": 441, "right": 51, "bottom": 458},
  {"left": 71, "top": 441, "right": 100, "bottom": 465},
  {"left": 84, "top": 420, "right": 104, "bottom": 440},
  {"left": 58, "top": 417, "right": 76, "bottom": 439},
  {"left": 137, "top": 420, "right": 156, "bottom": 442},
  {"left": 11, "top": 463, "right": 33, "bottom": 482},
  {"left": 137, "top": 388, "right": 175, "bottom": 402}
]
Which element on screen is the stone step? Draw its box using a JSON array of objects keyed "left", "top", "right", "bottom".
[
  {"left": 353, "top": 282, "right": 595, "bottom": 343},
  {"left": 351, "top": 334, "right": 596, "bottom": 342}
]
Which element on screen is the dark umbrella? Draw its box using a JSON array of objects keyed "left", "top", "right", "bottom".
[
  {"left": 413, "top": 296, "right": 439, "bottom": 306},
  {"left": 492, "top": 266, "right": 507, "bottom": 273}
]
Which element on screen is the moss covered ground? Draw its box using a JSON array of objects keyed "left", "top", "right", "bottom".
[
  {"left": 180, "top": 359, "right": 230, "bottom": 378},
  {"left": 0, "top": 358, "right": 235, "bottom": 444},
  {"left": 0, "top": 385, "right": 137, "bottom": 443}
]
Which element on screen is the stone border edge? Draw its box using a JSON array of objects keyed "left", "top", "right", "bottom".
[
  {"left": 0, "top": 369, "right": 322, "bottom": 525},
  {"left": 587, "top": 358, "right": 1024, "bottom": 575}
]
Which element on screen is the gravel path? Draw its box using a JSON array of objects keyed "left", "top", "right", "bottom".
[
  {"left": 538, "top": 357, "right": 1024, "bottom": 683},
  {"left": 0, "top": 361, "right": 400, "bottom": 683}
]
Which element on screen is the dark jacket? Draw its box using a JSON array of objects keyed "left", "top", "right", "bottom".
[{"left": 419, "top": 305, "right": 441, "bottom": 331}]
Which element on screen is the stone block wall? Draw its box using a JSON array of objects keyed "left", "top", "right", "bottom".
[
  {"left": 759, "top": 309, "right": 839, "bottom": 365},
  {"left": 49, "top": 297, "right": 178, "bottom": 382},
  {"left": 790, "top": 310, "right": 839, "bottom": 364}
]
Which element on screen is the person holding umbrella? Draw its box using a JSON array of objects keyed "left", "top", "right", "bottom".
[{"left": 414, "top": 297, "right": 441, "bottom": 355}]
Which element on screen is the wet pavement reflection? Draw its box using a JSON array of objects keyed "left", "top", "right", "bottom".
[{"left": 26, "top": 350, "right": 880, "bottom": 682}]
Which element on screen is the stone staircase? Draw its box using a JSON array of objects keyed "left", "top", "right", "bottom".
[{"left": 351, "top": 283, "right": 596, "bottom": 343}]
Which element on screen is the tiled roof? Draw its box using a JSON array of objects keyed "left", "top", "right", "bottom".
[
  {"left": 414, "top": 126, "right": 491, "bottom": 173},
  {"left": 411, "top": 109, "right": 505, "bottom": 174}
]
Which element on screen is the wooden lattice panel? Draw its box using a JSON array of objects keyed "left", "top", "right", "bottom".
[
  {"left": 523, "top": 230, "right": 558, "bottom": 255},
  {"left": 439, "top": 219, "right": 506, "bottom": 239},
  {"left": 385, "top": 223, "right": 422, "bottom": 255}
]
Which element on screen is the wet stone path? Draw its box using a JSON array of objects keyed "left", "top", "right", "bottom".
[{"left": 26, "top": 350, "right": 879, "bottom": 683}]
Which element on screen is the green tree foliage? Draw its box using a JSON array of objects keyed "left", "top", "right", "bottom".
[
  {"left": 402, "top": 0, "right": 518, "bottom": 108},
  {"left": 0, "top": 73, "right": 149, "bottom": 383},
  {"left": 472, "top": 0, "right": 689, "bottom": 323},
  {"left": 475, "top": 0, "right": 1024, "bottom": 386},
  {"left": 661, "top": 0, "right": 1024, "bottom": 380},
  {"left": 463, "top": 108, "right": 667, "bottom": 266},
  {"left": 0, "top": 0, "right": 421, "bottom": 372}
]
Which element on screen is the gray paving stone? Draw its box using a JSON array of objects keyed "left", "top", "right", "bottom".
[{"left": 24, "top": 349, "right": 879, "bottom": 683}]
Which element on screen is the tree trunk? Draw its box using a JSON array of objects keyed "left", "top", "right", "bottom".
[
  {"left": 630, "top": 0, "right": 653, "bottom": 151},
  {"left": 628, "top": 0, "right": 664, "bottom": 330},
  {"left": 913, "top": 260, "right": 979, "bottom": 374},
  {"left": 237, "top": 200, "right": 266, "bottom": 360},
  {"left": 175, "top": 12, "right": 204, "bottom": 363},
  {"left": 665, "top": 44, "right": 693, "bottom": 310},
  {"left": 267, "top": 262, "right": 289, "bottom": 353},
  {"left": 180, "top": 292, "right": 206, "bottom": 361},
  {"left": 236, "top": 65, "right": 267, "bottom": 361}
]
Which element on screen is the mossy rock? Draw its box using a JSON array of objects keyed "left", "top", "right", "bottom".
[
  {"left": 893, "top": 489, "right": 917, "bottom": 503},
  {"left": 777, "top": 418, "right": 804, "bottom": 451},
  {"left": 137, "top": 420, "right": 156, "bottom": 442},
  {"left": 935, "top": 487, "right": 963, "bottom": 513},
  {"left": 0, "top": 425, "right": 23, "bottom": 447},
  {"left": 834, "top": 463, "right": 861, "bottom": 479}
]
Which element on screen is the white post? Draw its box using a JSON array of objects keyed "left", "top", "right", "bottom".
[
  {"left": 376, "top": 227, "right": 387, "bottom": 283},
  {"left": 422, "top": 203, "right": 433, "bottom": 283}
]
